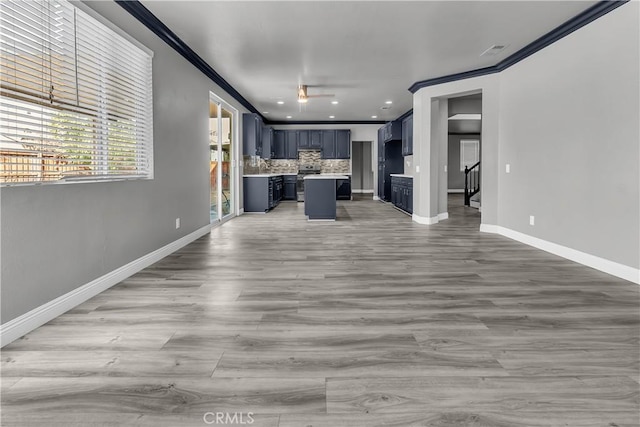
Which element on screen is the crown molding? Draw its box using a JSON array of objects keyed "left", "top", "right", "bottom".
[
  {"left": 408, "top": 0, "right": 629, "bottom": 93},
  {"left": 115, "top": 0, "right": 263, "bottom": 118},
  {"left": 267, "top": 120, "right": 386, "bottom": 126}
]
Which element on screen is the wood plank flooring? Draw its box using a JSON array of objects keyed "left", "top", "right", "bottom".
[{"left": 2, "top": 195, "right": 639, "bottom": 426}]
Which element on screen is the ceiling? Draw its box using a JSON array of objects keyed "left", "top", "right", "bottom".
[{"left": 141, "top": 1, "right": 598, "bottom": 123}]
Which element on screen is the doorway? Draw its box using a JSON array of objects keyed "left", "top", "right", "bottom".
[
  {"left": 351, "top": 141, "right": 374, "bottom": 194},
  {"left": 447, "top": 93, "right": 482, "bottom": 209},
  {"left": 209, "top": 94, "right": 237, "bottom": 223}
]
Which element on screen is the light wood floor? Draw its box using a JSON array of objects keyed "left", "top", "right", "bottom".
[{"left": 2, "top": 195, "right": 639, "bottom": 426}]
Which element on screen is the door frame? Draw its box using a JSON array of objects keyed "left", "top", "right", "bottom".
[{"left": 209, "top": 92, "right": 239, "bottom": 224}]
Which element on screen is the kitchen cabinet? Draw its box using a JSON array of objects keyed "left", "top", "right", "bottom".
[
  {"left": 336, "top": 176, "right": 351, "bottom": 200},
  {"left": 335, "top": 130, "right": 350, "bottom": 159},
  {"left": 283, "top": 175, "right": 297, "bottom": 200},
  {"left": 270, "top": 175, "right": 283, "bottom": 208},
  {"left": 285, "top": 131, "right": 298, "bottom": 159},
  {"left": 390, "top": 176, "right": 413, "bottom": 214},
  {"left": 244, "top": 175, "right": 287, "bottom": 212},
  {"left": 262, "top": 126, "right": 274, "bottom": 159},
  {"left": 242, "top": 113, "right": 263, "bottom": 156},
  {"left": 309, "top": 130, "right": 322, "bottom": 148},
  {"left": 273, "top": 130, "right": 286, "bottom": 159},
  {"left": 402, "top": 114, "right": 413, "bottom": 156},
  {"left": 377, "top": 127, "right": 385, "bottom": 200},
  {"left": 381, "top": 120, "right": 402, "bottom": 143},
  {"left": 321, "top": 130, "right": 336, "bottom": 159},
  {"left": 377, "top": 125, "right": 403, "bottom": 201},
  {"left": 297, "top": 130, "right": 310, "bottom": 149}
]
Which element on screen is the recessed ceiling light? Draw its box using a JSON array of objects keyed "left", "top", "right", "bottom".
[
  {"left": 448, "top": 113, "right": 482, "bottom": 120},
  {"left": 331, "top": 100, "right": 339, "bottom": 105},
  {"left": 371, "top": 115, "right": 378, "bottom": 119},
  {"left": 277, "top": 101, "right": 284, "bottom": 105},
  {"left": 286, "top": 115, "right": 292, "bottom": 119},
  {"left": 263, "top": 111, "right": 269, "bottom": 114},
  {"left": 385, "top": 101, "right": 393, "bottom": 104},
  {"left": 329, "top": 115, "right": 335, "bottom": 119}
]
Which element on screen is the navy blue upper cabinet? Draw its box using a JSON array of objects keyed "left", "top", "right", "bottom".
[
  {"left": 335, "top": 130, "right": 350, "bottom": 159},
  {"left": 273, "top": 130, "right": 286, "bottom": 159},
  {"left": 262, "top": 126, "right": 273, "bottom": 159},
  {"left": 321, "top": 130, "right": 336, "bottom": 159},
  {"left": 242, "top": 113, "right": 263, "bottom": 156},
  {"left": 310, "top": 130, "right": 322, "bottom": 148},
  {"left": 382, "top": 120, "right": 402, "bottom": 142},
  {"left": 402, "top": 115, "right": 413, "bottom": 156},
  {"left": 285, "top": 131, "right": 298, "bottom": 159},
  {"left": 297, "top": 130, "right": 310, "bottom": 149}
]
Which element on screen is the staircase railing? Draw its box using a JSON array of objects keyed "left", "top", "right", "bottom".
[{"left": 464, "top": 161, "right": 480, "bottom": 206}]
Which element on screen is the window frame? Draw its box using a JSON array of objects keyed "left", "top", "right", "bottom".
[{"left": 0, "top": 0, "right": 154, "bottom": 187}]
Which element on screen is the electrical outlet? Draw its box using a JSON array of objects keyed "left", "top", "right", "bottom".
[
  {"left": 529, "top": 215, "right": 535, "bottom": 226},
  {"left": 175, "top": 218, "right": 181, "bottom": 229},
  {"left": 506, "top": 164, "right": 511, "bottom": 173},
  {"left": 416, "top": 165, "right": 420, "bottom": 173}
]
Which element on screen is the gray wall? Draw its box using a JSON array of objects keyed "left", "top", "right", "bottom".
[
  {"left": 448, "top": 134, "right": 481, "bottom": 190},
  {"left": 1, "top": 0, "right": 249, "bottom": 323},
  {"left": 497, "top": 2, "right": 639, "bottom": 268}
]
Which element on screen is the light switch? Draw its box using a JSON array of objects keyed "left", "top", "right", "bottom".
[
  {"left": 444, "top": 165, "right": 448, "bottom": 172},
  {"left": 529, "top": 215, "right": 535, "bottom": 226},
  {"left": 506, "top": 164, "right": 511, "bottom": 173},
  {"left": 416, "top": 165, "right": 420, "bottom": 173}
]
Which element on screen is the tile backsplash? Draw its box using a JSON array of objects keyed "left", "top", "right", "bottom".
[{"left": 243, "top": 152, "right": 350, "bottom": 175}]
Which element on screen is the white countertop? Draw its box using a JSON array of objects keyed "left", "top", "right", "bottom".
[
  {"left": 304, "top": 174, "right": 349, "bottom": 180},
  {"left": 243, "top": 173, "right": 297, "bottom": 178},
  {"left": 321, "top": 172, "right": 351, "bottom": 176},
  {"left": 390, "top": 174, "right": 413, "bottom": 178}
]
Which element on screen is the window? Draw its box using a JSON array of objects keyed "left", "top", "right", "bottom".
[
  {"left": 0, "top": 0, "right": 153, "bottom": 185},
  {"left": 460, "top": 139, "right": 479, "bottom": 171}
]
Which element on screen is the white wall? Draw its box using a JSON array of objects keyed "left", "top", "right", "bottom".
[
  {"left": 498, "top": 2, "right": 639, "bottom": 269},
  {"left": 0, "top": 0, "right": 250, "bottom": 325},
  {"left": 412, "top": 2, "right": 639, "bottom": 277}
]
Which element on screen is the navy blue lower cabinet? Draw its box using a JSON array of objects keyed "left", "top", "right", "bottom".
[
  {"left": 390, "top": 175, "right": 413, "bottom": 214},
  {"left": 244, "top": 175, "right": 285, "bottom": 212},
  {"left": 336, "top": 176, "right": 351, "bottom": 200},
  {"left": 304, "top": 177, "right": 340, "bottom": 220},
  {"left": 283, "top": 175, "right": 297, "bottom": 200}
]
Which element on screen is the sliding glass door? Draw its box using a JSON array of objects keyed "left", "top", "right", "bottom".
[{"left": 209, "top": 95, "right": 236, "bottom": 223}]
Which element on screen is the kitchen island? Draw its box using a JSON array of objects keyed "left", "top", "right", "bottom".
[{"left": 304, "top": 175, "right": 349, "bottom": 220}]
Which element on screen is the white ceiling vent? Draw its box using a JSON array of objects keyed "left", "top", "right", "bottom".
[{"left": 480, "top": 44, "right": 508, "bottom": 57}]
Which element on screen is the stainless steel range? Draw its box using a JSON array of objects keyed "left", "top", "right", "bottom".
[{"left": 297, "top": 164, "right": 321, "bottom": 202}]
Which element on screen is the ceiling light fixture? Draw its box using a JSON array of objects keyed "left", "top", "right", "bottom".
[
  {"left": 331, "top": 100, "right": 339, "bottom": 105},
  {"left": 297, "top": 86, "right": 308, "bottom": 103},
  {"left": 385, "top": 101, "right": 393, "bottom": 104},
  {"left": 286, "top": 115, "right": 292, "bottom": 119},
  {"left": 277, "top": 101, "right": 284, "bottom": 105},
  {"left": 329, "top": 115, "right": 335, "bottom": 119},
  {"left": 371, "top": 115, "right": 378, "bottom": 119}
]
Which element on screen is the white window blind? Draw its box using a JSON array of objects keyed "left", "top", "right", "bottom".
[
  {"left": 0, "top": 0, "right": 153, "bottom": 185},
  {"left": 460, "top": 139, "right": 479, "bottom": 171}
]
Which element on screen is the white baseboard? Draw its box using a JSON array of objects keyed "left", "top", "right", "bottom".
[
  {"left": 239, "top": 208, "right": 244, "bottom": 215},
  {"left": 0, "top": 224, "right": 213, "bottom": 347},
  {"left": 480, "top": 224, "right": 640, "bottom": 285},
  {"left": 373, "top": 196, "right": 380, "bottom": 201},
  {"left": 413, "top": 212, "right": 449, "bottom": 225},
  {"left": 412, "top": 214, "right": 438, "bottom": 225},
  {"left": 448, "top": 189, "right": 465, "bottom": 194},
  {"left": 352, "top": 189, "right": 374, "bottom": 194}
]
